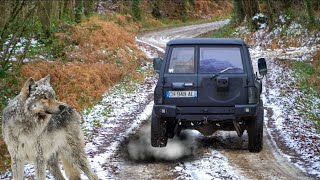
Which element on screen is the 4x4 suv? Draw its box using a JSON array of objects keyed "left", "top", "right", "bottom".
[{"left": 151, "top": 38, "right": 267, "bottom": 152}]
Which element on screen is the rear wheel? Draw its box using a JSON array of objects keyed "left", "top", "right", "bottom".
[
  {"left": 247, "top": 102, "right": 264, "bottom": 152},
  {"left": 151, "top": 110, "right": 168, "bottom": 147}
]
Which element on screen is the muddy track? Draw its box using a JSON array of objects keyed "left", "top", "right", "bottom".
[
  {"left": 111, "top": 123, "right": 307, "bottom": 179},
  {"left": 218, "top": 129, "right": 307, "bottom": 179},
  {"left": 105, "top": 20, "right": 309, "bottom": 179}
]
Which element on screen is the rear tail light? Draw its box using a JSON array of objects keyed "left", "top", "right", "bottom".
[
  {"left": 154, "top": 86, "right": 163, "bottom": 104},
  {"left": 248, "top": 87, "right": 258, "bottom": 104}
]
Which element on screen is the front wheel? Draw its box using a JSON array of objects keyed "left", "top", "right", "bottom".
[
  {"left": 247, "top": 102, "right": 264, "bottom": 152},
  {"left": 151, "top": 110, "right": 168, "bottom": 147}
]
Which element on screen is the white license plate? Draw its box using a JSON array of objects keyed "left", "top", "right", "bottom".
[{"left": 166, "top": 91, "right": 197, "bottom": 98}]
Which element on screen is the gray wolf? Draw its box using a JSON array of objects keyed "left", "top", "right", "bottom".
[{"left": 2, "top": 75, "right": 98, "bottom": 180}]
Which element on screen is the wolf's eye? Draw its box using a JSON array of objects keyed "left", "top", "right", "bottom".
[{"left": 42, "top": 95, "right": 47, "bottom": 100}]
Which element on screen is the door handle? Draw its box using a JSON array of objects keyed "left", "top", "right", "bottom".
[
  {"left": 184, "top": 83, "right": 194, "bottom": 87},
  {"left": 172, "top": 82, "right": 194, "bottom": 88}
]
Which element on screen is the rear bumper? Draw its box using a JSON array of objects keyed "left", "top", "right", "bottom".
[{"left": 153, "top": 104, "right": 259, "bottom": 121}]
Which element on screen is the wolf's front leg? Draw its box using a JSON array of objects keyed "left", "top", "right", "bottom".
[
  {"left": 11, "top": 156, "right": 24, "bottom": 180},
  {"left": 35, "top": 155, "right": 47, "bottom": 180},
  {"left": 35, "top": 143, "right": 46, "bottom": 180}
]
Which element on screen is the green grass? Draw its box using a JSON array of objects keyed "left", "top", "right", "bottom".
[
  {"left": 207, "top": 23, "right": 236, "bottom": 38},
  {"left": 292, "top": 61, "right": 320, "bottom": 131}
]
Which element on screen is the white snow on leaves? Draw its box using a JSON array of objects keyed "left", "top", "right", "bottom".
[
  {"left": 236, "top": 15, "right": 319, "bottom": 177},
  {"left": 250, "top": 44, "right": 320, "bottom": 177}
]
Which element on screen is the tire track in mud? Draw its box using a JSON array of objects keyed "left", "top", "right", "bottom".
[{"left": 218, "top": 129, "right": 307, "bottom": 179}]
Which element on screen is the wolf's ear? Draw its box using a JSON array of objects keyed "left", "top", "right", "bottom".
[
  {"left": 42, "top": 74, "right": 50, "bottom": 85},
  {"left": 21, "top": 78, "right": 35, "bottom": 101}
]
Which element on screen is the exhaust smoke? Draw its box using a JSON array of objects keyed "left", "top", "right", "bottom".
[{"left": 128, "top": 126, "right": 197, "bottom": 161}]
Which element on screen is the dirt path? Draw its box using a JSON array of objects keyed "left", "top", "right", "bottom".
[
  {"left": 105, "top": 20, "right": 309, "bottom": 179},
  {"left": 0, "top": 18, "right": 315, "bottom": 180},
  {"left": 137, "top": 19, "right": 230, "bottom": 49},
  {"left": 218, "top": 130, "right": 307, "bottom": 179}
]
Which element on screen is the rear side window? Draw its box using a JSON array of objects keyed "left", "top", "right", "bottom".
[
  {"left": 199, "top": 47, "right": 244, "bottom": 73},
  {"left": 168, "top": 47, "right": 195, "bottom": 73}
]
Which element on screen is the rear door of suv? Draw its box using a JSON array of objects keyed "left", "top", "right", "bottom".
[
  {"left": 197, "top": 45, "right": 248, "bottom": 106},
  {"left": 163, "top": 46, "right": 198, "bottom": 106}
]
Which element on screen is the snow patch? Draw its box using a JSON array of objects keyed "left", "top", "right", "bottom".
[{"left": 174, "top": 148, "right": 242, "bottom": 180}]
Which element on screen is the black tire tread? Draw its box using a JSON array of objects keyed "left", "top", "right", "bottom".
[{"left": 247, "top": 101, "right": 264, "bottom": 152}]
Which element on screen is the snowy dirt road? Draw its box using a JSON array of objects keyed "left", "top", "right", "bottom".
[
  {"left": 102, "top": 19, "right": 311, "bottom": 179},
  {"left": 1, "top": 19, "right": 316, "bottom": 180}
]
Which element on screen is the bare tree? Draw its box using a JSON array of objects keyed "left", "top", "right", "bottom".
[
  {"left": 241, "top": 0, "right": 259, "bottom": 20},
  {"left": 232, "top": 0, "right": 259, "bottom": 25},
  {"left": 0, "top": 0, "right": 38, "bottom": 74},
  {"left": 233, "top": 0, "right": 245, "bottom": 23},
  {"left": 38, "top": 0, "right": 52, "bottom": 37},
  {"left": 304, "top": 0, "right": 315, "bottom": 24}
]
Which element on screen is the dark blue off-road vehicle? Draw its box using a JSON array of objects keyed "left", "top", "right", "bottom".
[{"left": 151, "top": 38, "right": 267, "bottom": 152}]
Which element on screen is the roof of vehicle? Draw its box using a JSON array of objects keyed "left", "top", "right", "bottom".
[{"left": 167, "top": 38, "right": 246, "bottom": 46}]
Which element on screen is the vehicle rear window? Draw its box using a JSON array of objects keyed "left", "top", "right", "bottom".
[
  {"left": 168, "top": 47, "right": 195, "bottom": 73},
  {"left": 199, "top": 47, "right": 244, "bottom": 73}
]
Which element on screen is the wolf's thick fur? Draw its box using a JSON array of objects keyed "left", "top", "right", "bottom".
[{"left": 2, "top": 75, "right": 98, "bottom": 180}]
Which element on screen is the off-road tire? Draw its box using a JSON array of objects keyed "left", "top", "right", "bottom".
[
  {"left": 247, "top": 101, "right": 264, "bottom": 152},
  {"left": 151, "top": 110, "right": 168, "bottom": 147}
]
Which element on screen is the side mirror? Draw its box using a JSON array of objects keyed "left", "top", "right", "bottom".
[
  {"left": 258, "top": 58, "right": 267, "bottom": 76},
  {"left": 153, "top": 57, "right": 162, "bottom": 73}
]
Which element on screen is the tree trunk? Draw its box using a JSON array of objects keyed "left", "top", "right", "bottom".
[
  {"left": 132, "top": 0, "right": 141, "bottom": 21},
  {"left": 59, "top": 0, "right": 64, "bottom": 20},
  {"left": 241, "top": 0, "right": 259, "bottom": 20},
  {"left": 64, "top": 0, "right": 75, "bottom": 22},
  {"left": 265, "top": 0, "right": 276, "bottom": 27},
  {"left": 84, "top": 0, "right": 94, "bottom": 16},
  {"left": 304, "top": 0, "right": 315, "bottom": 24},
  {"left": 232, "top": 0, "right": 244, "bottom": 23},
  {"left": 38, "top": 0, "right": 52, "bottom": 37},
  {"left": 51, "top": 0, "right": 60, "bottom": 20},
  {"left": 0, "top": 0, "right": 7, "bottom": 27},
  {"left": 75, "top": 0, "right": 83, "bottom": 23}
]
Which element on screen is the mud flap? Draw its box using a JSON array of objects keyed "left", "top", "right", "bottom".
[{"left": 151, "top": 110, "right": 168, "bottom": 147}]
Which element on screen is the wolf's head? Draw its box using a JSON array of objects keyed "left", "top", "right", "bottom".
[{"left": 20, "top": 75, "right": 65, "bottom": 118}]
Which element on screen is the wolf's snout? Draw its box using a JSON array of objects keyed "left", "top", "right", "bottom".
[{"left": 59, "top": 105, "right": 66, "bottom": 111}]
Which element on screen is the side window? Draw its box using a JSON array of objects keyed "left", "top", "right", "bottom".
[
  {"left": 199, "top": 47, "right": 244, "bottom": 73},
  {"left": 168, "top": 47, "right": 195, "bottom": 73}
]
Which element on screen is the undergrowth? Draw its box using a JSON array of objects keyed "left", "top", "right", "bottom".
[
  {"left": 291, "top": 51, "right": 320, "bottom": 131},
  {"left": 0, "top": 15, "right": 146, "bottom": 172},
  {"left": 206, "top": 23, "right": 236, "bottom": 38},
  {"left": 21, "top": 16, "right": 145, "bottom": 110}
]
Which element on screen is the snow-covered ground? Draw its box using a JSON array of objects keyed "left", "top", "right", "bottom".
[
  {"left": 174, "top": 149, "right": 242, "bottom": 180},
  {"left": 251, "top": 49, "right": 320, "bottom": 177},
  {"left": 246, "top": 14, "right": 320, "bottom": 177},
  {"left": 1, "top": 17, "right": 319, "bottom": 179},
  {"left": 173, "top": 132, "right": 243, "bottom": 180}
]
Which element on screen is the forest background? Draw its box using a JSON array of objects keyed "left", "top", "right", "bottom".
[{"left": 0, "top": 0, "right": 319, "bottom": 172}]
